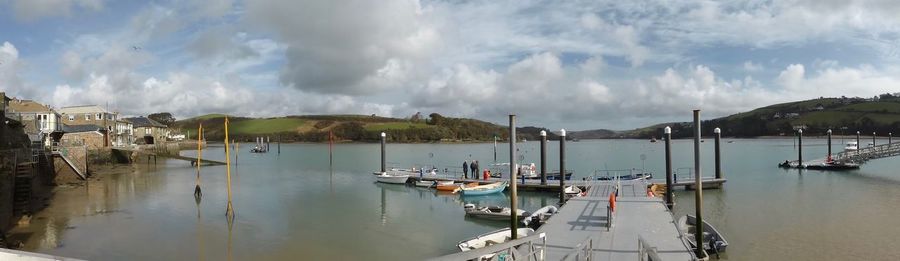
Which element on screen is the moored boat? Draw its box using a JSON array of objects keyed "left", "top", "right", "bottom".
[
  {"left": 595, "top": 172, "right": 652, "bottom": 181},
  {"left": 436, "top": 182, "right": 478, "bottom": 191},
  {"left": 521, "top": 205, "right": 558, "bottom": 228},
  {"left": 375, "top": 173, "right": 410, "bottom": 184},
  {"left": 459, "top": 181, "right": 507, "bottom": 196},
  {"left": 457, "top": 227, "right": 535, "bottom": 252},
  {"left": 845, "top": 141, "right": 858, "bottom": 151},
  {"left": 415, "top": 180, "right": 435, "bottom": 187},
  {"left": 564, "top": 185, "right": 584, "bottom": 197},
  {"left": 678, "top": 215, "right": 729, "bottom": 256},
  {"left": 463, "top": 204, "right": 529, "bottom": 221}
]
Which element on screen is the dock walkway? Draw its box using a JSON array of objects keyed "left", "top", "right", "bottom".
[
  {"left": 430, "top": 179, "right": 696, "bottom": 260},
  {"left": 537, "top": 179, "right": 694, "bottom": 260},
  {"left": 112, "top": 148, "right": 226, "bottom": 165}
]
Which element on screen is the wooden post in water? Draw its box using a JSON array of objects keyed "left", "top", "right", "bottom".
[
  {"left": 714, "top": 127, "right": 722, "bottom": 179},
  {"left": 873, "top": 132, "right": 876, "bottom": 147},
  {"left": 827, "top": 129, "right": 832, "bottom": 160},
  {"left": 856, "top": 131, "right": 860, "bottom": 153},
  {"left": 559, "top": 129, "right": 566, "bottom": 205},
  {"left": 798, "top": 129, "right": 803, "bottom": 167},
  {"left": 508, "top": 115, "right": 518, "bottom": 240},
  {"left": 224, "top": 117, "right": 235, "bottom": 220},
  {"left": 493, "top": 135, "right": 498, "bottom": 164},
  {"left": 890, "top": 132, "right": 893, "bottom": 144},
  {"left": 380, "top": 132, "right": 387, "bottom": 174},
  {"left": 664, "top": 126, "right": 673, "bottom": 209},
  {"left": 195, "top": 123, "right": 203, "bottom": 199},
  {"left": 278, "top": 135, "right": 281, "bottom": 154},
  {"left": 540, "top": 130, "right": 547, "bottom": 185},
  {"left": 692, "top": 109, "right": 707, "bottom": 259}
]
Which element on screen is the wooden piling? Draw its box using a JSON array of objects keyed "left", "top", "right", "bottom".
[
  {"left": 827, "top": 129, "right": 832, "bottom": 159},
  {"left": 380, "top": 132, "right": 386, "bottom": 173},
  {"left": 540, "top": 130, "right": 547, "bottom": 186},
  {"left": 225, "top": 117, "right": 235, "bottom": 219},
  {"left": 714, "top": 127, "right": 722, "bottom": 179},
  {"left": 559, "top": 129, "right": 566, "bottom": 205},
  {"left": 664, "top": 126, "right": 673, "bottom": 209},
  {"left": 508, "top": 115, "right": 518, "bottom": 240},
  {"left": 195, "top": 123, "right": 203, "bottom": 198},
  {"left": 798, "top": 129, "right": 803, "bottom": 166},
  {"left": 692, "top": 110, "right": 706, "bottom": 259}
]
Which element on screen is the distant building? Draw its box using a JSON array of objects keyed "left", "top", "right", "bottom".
[
  {"left": 60, "top": 124, "right": 106, "bottom": 149},
  {"left": 125, "top": 117, "right": 168, "bottom": 145},
  {"left": 58, "top": 105, "right": 118, "bottom": 147},
  {"left": 5, "top": 98, "right": 62, "bottom": 145},
  {"left": 785, "top": 112, "right": 800, "bottom": 119},
  {"left": 114, "top": 119, "right": 134, "bottom": 147}
]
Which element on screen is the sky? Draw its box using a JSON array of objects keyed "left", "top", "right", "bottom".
[{"left": 2, "top": 0, "right": 900, "bottom": 130}]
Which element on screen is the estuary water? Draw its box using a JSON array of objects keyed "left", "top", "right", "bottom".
[{"left": 15, "top": 139, "right": 900, "bottom": 260}]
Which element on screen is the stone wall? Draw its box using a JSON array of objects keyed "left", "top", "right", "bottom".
[
  {"left": 60, "top": 132, "right": 105, "bottom": 150},
  {"left": 53, "top": 146, "right": 87, "bottom": 183}
]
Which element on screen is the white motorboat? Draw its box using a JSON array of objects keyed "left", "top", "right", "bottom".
[
  {"left": 522, "top": 205, "right": 559, "bottom": 228},
  {"left": 457, "top": 227, "right": 535, "bottom": 252},
  {"left": 464, "top": 204, "right": 529, "bottom": 221},
  {"left": 844, "top": 141, "right": 858, "bottom": 151},
  {"left": 415, "top": 180, "right": 435, "bottom": 187},
  {"left": 564, "top": 185, "right": 584, "bottom": 197},
  {"left": 375, "top": 173, "right": 410, "bottom": 184}
]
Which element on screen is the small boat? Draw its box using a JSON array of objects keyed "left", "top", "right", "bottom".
[
  {"left": 650, "top": 137, "right": 657, "bottom": 143},
  {"left": 678, "top": 215, "right": 729, "bottom": 256},
  {"left": 457, "top": 227, "right": 535, "bottom": 252},
  {"left": 564, "top": 185, "right": 584, "bottom": 197},
  {"left": 436, "top": 182, "right": 478, "bottom": 191},
  {"left": 415, "top": 180, "right": 435, "bottom": 187},
  {"left": 522, "top": 205, "right": 558, "bottom": 228},
  {"left": 464, "top": 204, "right": 529, "bottom": 221},
  {"left": 250, "top": 146, "right": 267, "bottom": 153},
  {"left": 375, "top": 173, "right": 410, "bottom": 184},
  {"left": 459, "top": 182, "right": 507, "bottom": 196},
  {"left": 436, "top": 180, "right": 455, "bottom": 186},
  {"left": 844, "top": 141, "right": 858, "bottom": 151}
]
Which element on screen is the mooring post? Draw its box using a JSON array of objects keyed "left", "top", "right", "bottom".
[
  {"left": 827, "top": 129, "right": 832, "bottom": 160},
  {"left": 278, "top": 135, "right": 281, "bottom": 154},
  {"left": 508, "top": 115, "right": 518, "bottom": 240},
  {"left": 714, "top": 127, "right": 722, "bottom": 180},
  {"left": 798, "top": 129, "right": 803, "bottom": 167},
  {"left": 856, "top": 131, "right": 860, "bottom": 151},
  {"left": 890, "top": 132, "right": 893, "bottom": 144},
  {"left": 381, "top": 132, "right": 387, "bottom": 174},
  {"left": 873, "top": 132, "right": 876, "bottom": 147},
  {"left": 539, "top": 130, "right": 547, "bottom": 185},
  {"left": 559, "top": 129, "right": 566, "bottom": 205},
  {"left": 224, "top": 117, "right": 234, "bottom": 219},
  {"left": 493, "top": 135, "right": 498, "bottom": 164},
  {"left": 692, "top": 109, "right": 706, "bottom": 259},
  {"left": 664, "top": 126, "right": 673, "bottom": 210}
]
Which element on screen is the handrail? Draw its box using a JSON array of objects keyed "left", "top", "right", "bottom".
[
  {"left": 637, "top": 236, "right": 662, "bottom": 261},
  {"left": 428, "top": 232, "right": 546, "bottom": 261},
  {"left": 562, "top": 236, "right": 593, "bottom": 261}
]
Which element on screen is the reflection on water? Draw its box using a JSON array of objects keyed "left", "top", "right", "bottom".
[{"left": 12, "top": 140, "right": 900, "bottom": 260}]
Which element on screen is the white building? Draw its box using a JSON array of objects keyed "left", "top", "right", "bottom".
[{"left": 5, "top": 99, "right": 62, "bottom": 144}]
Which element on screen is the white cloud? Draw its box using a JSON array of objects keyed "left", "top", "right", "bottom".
[
  {"left": 0, "top": 41, "right": 30, "bottom": 97},
  {"left": 743, "top": 61, "right": 763, "bottom": 72},
  {"left": 8, "top": 0, "right": 103, "bottom": 22}
]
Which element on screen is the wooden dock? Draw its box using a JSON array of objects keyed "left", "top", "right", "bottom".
[
  {"left": 112, "top": 148, "right": 227, "bottom": 166},
  {"left": 430, "top": 179, "right": 697, "bottom": 260}
]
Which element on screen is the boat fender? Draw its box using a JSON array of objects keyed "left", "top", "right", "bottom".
[
  {"left": 609, "top": 193, "right": 616, "bottom": 212},
  {"left": 531, "top": 164, "right": 536, "bottom": 172},
  {"left": 464, "top": 203, "right": 475, "bottom": 209}
]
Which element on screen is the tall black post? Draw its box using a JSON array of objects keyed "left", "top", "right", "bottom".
[
  {"left": 380, "top": 132, "right": 386, "bottom": 173},
  {"left": 692, "top": 110, "right": 706, "bottom": 259},
  {"left": 857, "top": 131, "right": 861, "bottom": 153},
  {"left": 559, "top": 129, "right": 566, "bottom": 205},
  {"left": 493, "top": 135, "right": 498, "bottom": 164},
  {"left": 798, "top": 129, "right": 803, "bottom": 166},
  {"left": 714, "top": 127, "right": 722, "bottom": 179},
  {"left": 540, "top": 130, "right": 547, "bottom": 185},
  {"left": 827, "top": 129, "right": 832, "bottom": 160},
  {"left": 664, "top": 126, "right": 673, "bottom": 209},
  {"left": 873, "top": 132, "right": 876, "bottom": 147},
  {"left": 508, "top": 115, "right": 518, "bottom": 239},
  {"left": 890, "top": 132, "right": 893, "bottom": 144}
]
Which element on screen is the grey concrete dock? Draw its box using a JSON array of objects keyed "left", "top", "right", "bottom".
[
  {"left": 537, "top": 179, "right": 694, "bottom": 260},
  {"left": 430, "top": 179, "right": 696, "bottom": 260}
]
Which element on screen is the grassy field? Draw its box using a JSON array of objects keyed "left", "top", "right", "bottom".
[
  {"left": 363, "top": 122, "right": 434, "bottom": 131},
  {"left": 188, "top": 114, "right": 230, "bottom": 121},
  {"left": 230, "top": 118, "right": 308, "bottom": 134}
]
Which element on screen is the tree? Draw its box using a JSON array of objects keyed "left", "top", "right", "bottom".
[
  {"left": 428, "top": 113, "right": 445, "bottom": 125},
  {"left": 148, "top": 112, "right": 176, "bottom": 126}
]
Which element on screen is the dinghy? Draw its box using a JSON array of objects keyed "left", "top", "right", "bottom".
[
  {"left": 678, "top": 215, "right": 729, "bottom": 256},
  {"left": 457, "top": 227, "right": 535, "bottom": 252},
  {"left": 415, "top": 180, "right": 435, "bottom": 187},
  {"left": 375, "top": 173, "right": 410, "bottom": 184},
  {"left": 463, "top": 204, "right": 529, "bottom": 221},
  {"left": 459, "top": 181, "right": 507, "bottom": 196},
  {"left": 521, "top": 205, "right": 558, "bottom": 228},
  {"left": 436, "top": 182, "right": 478, "bottom": 191}
]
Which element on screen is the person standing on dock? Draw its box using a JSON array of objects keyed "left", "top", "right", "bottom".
[
  {"left": 471, "top": 160, "right": 479, "bottom": 179},
  {"left": 462, "top": 160, "right": 469, "bottom": 179}
]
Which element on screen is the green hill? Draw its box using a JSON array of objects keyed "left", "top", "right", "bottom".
[
  {"left": 172, "top": 113, "right": 558, "bottom": 143},
  {"left": 622, "top": 95, "right": 900, "bottom": 138}
]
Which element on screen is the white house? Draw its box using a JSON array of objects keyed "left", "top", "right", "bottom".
[{"left": 5, "top": 99, "right": 62, "bottom": 144}]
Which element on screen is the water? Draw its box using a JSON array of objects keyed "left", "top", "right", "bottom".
[{"left": 15, "top": 139, "right": 900, "bottom": 260}]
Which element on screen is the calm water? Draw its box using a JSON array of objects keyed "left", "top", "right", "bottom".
[{"left": 16, "top": 139, "right": 900, "bottom": 260}]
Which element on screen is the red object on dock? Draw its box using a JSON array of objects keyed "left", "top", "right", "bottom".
[{"left": 483, "top": 169, "right": 489, "bottom": 180}]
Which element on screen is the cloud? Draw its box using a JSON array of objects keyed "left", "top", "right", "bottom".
[
  {"left": 743, "top": 61, "right": 763, "bottom": 72},
  {"left": 0, "top": 41, "right": 31, "bottom": 98},
  {"left": 8, "top": 0, "right": 103, "bottom": 22},
  {"left": 245, "top": 0, "right": 436, "bottom": 95}
]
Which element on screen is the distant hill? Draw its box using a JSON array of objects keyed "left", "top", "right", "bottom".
[
  {"left": 171, "top": 113, "right": 558, "bottom": 143},
  {"left": 568, "top": 129, "right": 618, "bottom": 139},
  {"left": 622, "top": 95, "right": 900, "bottom": 138}
]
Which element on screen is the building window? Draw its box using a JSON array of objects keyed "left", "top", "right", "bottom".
[
  {"left": 68, "top": 115, "right": 75, "bottom": 121},
  {"left": 145, "top": 128, "right": 151, "bottom": 135},
  {"left": 96, "top": 113, "right": 103, "bottom": 120},
  {"left": 85, "top": 114, "right": 91, "bottom": 120}
]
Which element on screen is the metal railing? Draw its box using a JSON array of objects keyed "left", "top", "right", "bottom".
[
  {"left": 834, "top": 142, "right": 900, "bottom": 164},
  {"left": 428, "top": 232, "right": 546, "bottom": 261},
  {"left": 637, "top": 236, "right": 662, "bottom": 261},
  {"left": 562, "top": 236, "right": 593, "bottom": 261}
]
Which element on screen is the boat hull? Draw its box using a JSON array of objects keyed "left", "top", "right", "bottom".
[
  {"left": 678, "top": 215, "right": 729, "bottom": 254},
  {"left": 375, "top": 174, "right": 410, "bottom": 184},
  {"left": 457, "top": 228, "right": 535, "bottom": 252}
]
